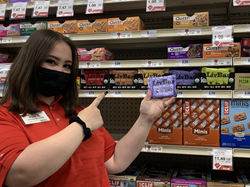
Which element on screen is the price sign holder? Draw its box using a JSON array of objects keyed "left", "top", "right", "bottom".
[
  {"left": 177, "top": 28, "right": 201, "bottom": 36},
  {"left": 177, "top": 91, "right": 183, "bottom": 97},
  {"left": 79, "top": 61, "right": 101, "bottom": 68},
  {"left": 109, "top": 61, "right": 121, "bottom": 67},
  {"left": 83, "top": 91, "right": 95, "bottom": 97},
  {"left": 32, "top": 1, "right": 50, "bottom": 18},
  {"left": 0, "top": 4, "right": 7, "bottom": 21},
  {"left": 141, "top": 145, "right": 163, "bottom": 152},
  {"left": 233, "top": 0, "right": 250, "bottom": 6},
  {"left": 141, "top": 60, "right": 163, "bottom": 67},
  {"left": 212, "top": 26, "right": 233, "bottom": 47},
  {"left": 208, "top": 148, "right": 233, "bottom": 171},
  {"left": 86, "top": 0, "right": 103, "bottom": 14},
  {"left": 146, "top": 0, "right": 165, "bottom": 12},
  {"left": 56, "top": 0, "right": 74, "bottom": 17},
  {"left": 111, "top": 32, "right": 132, "bottom": 39},
  {"left": 0, "top": 37, "right": 12, "bottom": 43},
  {"left": 202, "top": 91, "right": 216, "bottom": 98},
  {"left": 110, "top": 91, "right": 121, "bottom": 97},
  {"left": 176, "top": 59, "right": 189, "bottom": 66},
  {"left": 10, "top": 2, "right": 27, "bottom": 19}
]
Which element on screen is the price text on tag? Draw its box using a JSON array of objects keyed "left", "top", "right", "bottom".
[
  {"left": 212, "top": 26, "right": 233, "bottom": 47},
  {"left": 238, "top": 91, "right": 250, "bottom": 98},
  {"left": 11, "top": 2, "right": 27, "bottom": 19},
  {"left": 57, "top": 0, "right": 74, "bottom": 17},
  {"left": 141, "top": 60, "right": 163, "bottom": 67},
  {"left": 0, "top": 4, "right": 7, "bottom": 20},
  {"left": 0, "top": 37, "right": 12, "bottom": 43},
  {"left": 202, "top": 91, "right": 216, "bottom": 98},
  {"left": 83, "top": 91, "right": 95, "bottom": 97},
  {"left": 86, "top": 0, "right": 103, "bottom": 14},
  {"left": 110, "top": 91, "right": 121, "bottom": 97},
  {"left": 109, "top": 61, "right": 121, "bottom": 67},
  {"left": 146, "top": 0, "right": 165, "bottom": 12},
  {"left": 207, "top": 59, "right": 231, "bottom": 66},
  {"left": 79, "top": 62, "right": 101, "bottom": 68},
  {"left": 210, "top": 148, "right": 233, "bottom": 171},
  {"left": 111, "top": 32, "right": 132, "bottom": 39},
  {"left": 32, "top": 1, "right": 50, "bottom": 17},
  {"left": 21, "top": 36, "right": 30, "bottom": 42},
  {"left": 176, "top": 59, "right": 189, "bottom": 66},
  {"left": 177, "top": 91, "right": 183, "bottom": 97},
  {"left": 139, "top": 90, "right": 147, "bottom": 97},
  {"left": 233, "top": 0, "right": 250, "bottom": 6},
  {"left": 241, "top": 58, "right": 250, "bottom": 65},
  {"left": 141, "top": 145, "right": 163, "bottom": 152},
  {"left": 177, "top": 28, "right": 201, "bottom": 36}
]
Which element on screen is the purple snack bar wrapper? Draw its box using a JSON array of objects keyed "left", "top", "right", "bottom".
[
  {"left": 170, "top": 69, "right": 199, "bottom": 85},
  {"left": 168, "top": 44, "right": 202, "bottom": 59},
  {"left": 148, "top": 75, "right": 177, "bottom": 99},
  {"left": 10, "top": 0, "right": 30, "bottom": 2}
]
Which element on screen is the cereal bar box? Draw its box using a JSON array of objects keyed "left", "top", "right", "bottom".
[
  {"left": 167, "top": 44, "right": 202, "bottom": 59},
  {"left": 183, "top": 99, "right": 220, "bottom": 147},
  {"left": 77, "top": 19, "right": 107, "bottom": 33},
  {"left": 221, "top": 99, "right": 250, "bottom": 148},
  {"left": 77, "top": 48, "right": 115, "bottom": 61},
  {"left": 108, "top": 17, "right": 146, "bottom": 32},
  {"left": 20, "top": 21, "right": 47, "bottom": 36},
  {"left": 203, "top": 43, "right": 241, "bottom": 58},
  {"left": 47, "top": 20, "right": 77, "bottom": 34}
]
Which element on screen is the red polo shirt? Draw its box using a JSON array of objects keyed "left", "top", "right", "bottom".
[{"left": 0, "top": 95, "right": 116, "bottom": 187}]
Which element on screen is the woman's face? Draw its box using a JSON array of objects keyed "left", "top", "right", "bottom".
[{"left": 41, "top": 41, "right": 73, "bottom": 74}]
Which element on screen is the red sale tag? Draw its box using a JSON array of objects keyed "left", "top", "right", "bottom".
[
  {"left": 56, "top": 0, "right": 74, "bottom": 17},
  {"left": 10, "top": 2, "right": 27, "bottom": 19},
  {"left": 86, "top": 0, "right": 103, "bottom": 14},
  {"left": 0, "top": 4, "right": 6, "bottom": 21},
  {"left": 32, "top": 1, "right": 50, "bottom": 17},
  {"left": 233, "top": 0, "right": 250, "bottom": 6},
  {"left": 146, "top": 0, "right": 165, "bottom": 12}
]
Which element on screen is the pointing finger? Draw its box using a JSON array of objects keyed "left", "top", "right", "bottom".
[{"left": 90, "top": 91, "right": 108, "bottom": 107}]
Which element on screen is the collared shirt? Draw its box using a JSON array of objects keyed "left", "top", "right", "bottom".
[{"left": 0, "top": 95, "right": 116, "bottom": 187}]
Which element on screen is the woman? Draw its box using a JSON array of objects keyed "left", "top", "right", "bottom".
[{"left": 0, "top": 30, "right": 175, "bottom": 187}]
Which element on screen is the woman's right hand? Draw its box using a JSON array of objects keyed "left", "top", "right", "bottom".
[{"left": 77, "top": 93, "right": 106, "bottom": 131}]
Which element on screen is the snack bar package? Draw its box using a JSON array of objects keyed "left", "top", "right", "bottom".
[
  {"left": 108, "top": 17, "right": 146, "bottom": 32},
  {"left": 148, "top": 99, "right": 182, "bottom": 145},
  {"left": 235, "top": 73, "right": 250, "bottom": 90},
  {"left": 169, "top": 69, "right": 200, "bottom": 85},
  {"left": 148, "top": 75, "right": 177, "bottom": 99},
  {"left": 47, "top": 20, "right": 77, "bottom": 34},
  {"left": 201, "top": 67, "right": 235, "bottom": 85},
  {"left": 110, "top": 69, "right": 138, "bottom": 86},
  {"left": 138, "top": 68, "right": 169, "bottom": 85},
  {"left": 0, "top": 52, "right": 15, "bottom": 63},
  {"left": 203, "top": 43, "right": 240, "bottom": 58},
  {"left": 221, "top": 99, "right": 250, "bottom": 148},
  {"left": 167, "top": 44, "right": 202, "bottom": 59},
  {"left": 77, "top": 19, "right": 107, "bottom": 33},
  {"left": 20, "top": 21, "right": 47, "bottom": 36},
  {"left": 173, "top": 12, "right": 209, "bottom": 29},
  {"left": 0, "top": 24, "right": 20, "bottom": 37},
  {"left": 183, "top": 99, "right": 220, "bottom": 147},
  {"left": 82, "top": 69, "right": 109, "bottom": 86},
  {"left": 78, "top": 48, "right": 115, "bottom": 61}
]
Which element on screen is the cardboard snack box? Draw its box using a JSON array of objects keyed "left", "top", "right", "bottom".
[
  {"left": 20, "top": 21, "right": 47, "bottom": 36},
  {"left": 77, "top": 19, "right": 107, "bottom": 33},
  {"left": 148, "top": 99, "right": 182, "bottom": 145},
  {"left": 108, "top": 17, "right": 146, "bottom": 32},
  {"left": 167, "top": 44, "right": 203, "bottom": 59},
  {"left": 173, "top": 12, "right": 209, "bottom": 29},
  {"left": 235, "top": 73, "right": 250, "bottom": 90},
  {"left": 47, "top": 20, "right": 77, "bottom": 34},
  {"left": 183, "top": 99, "right": 220, "bottom": 147},
  {"left": 77, "top": 48, "right": 115, "bottom": 61},
  {"left": 203, "top": 43, "right": 241, "bottom": 58},
  {"left": 0, "top": 24, "right": 20, "bottom": 37}
]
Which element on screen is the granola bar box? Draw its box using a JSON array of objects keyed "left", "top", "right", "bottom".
[
  {"left": 167, "top": 44, "right": 202, "bottom": 59},
  {"left": 77, "top": 48, "right": 115, "bottom": 61},
  {"left": 0, "top": 24, "right": 20, "bottom": 37},
  {"left": 203, "top": 43, "right": 241, "bottom": 58},
  {"left": 173, "top": 12, "right": 209, "bottom": 29},
  {"left": 77, "top": 19, "right": 107, "bottom": 33},
  {"left": 221, "top": 99, "right": 250, "bottom": 148},
  {"left": 20, "top": 21, "right": 47, "bottom": 36},
  {"left": 47, "top": 20, "right": 77, "bottom": 34}
]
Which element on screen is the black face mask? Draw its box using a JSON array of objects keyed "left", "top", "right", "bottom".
[{"left": 35, "top": 67, "right": 71, "bottom": 97}]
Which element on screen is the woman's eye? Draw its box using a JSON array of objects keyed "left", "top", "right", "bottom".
[
  {"left": 64, "top": 64, "right": 72, "bottom": 70},
  {"left": 45, "top": 59, "right": 56, "bottom": 65}
]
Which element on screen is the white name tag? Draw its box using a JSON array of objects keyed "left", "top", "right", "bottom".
[{"left": 21, "top": 111, "right": 50, "bottom": 125}]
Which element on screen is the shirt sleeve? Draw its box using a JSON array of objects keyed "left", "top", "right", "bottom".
[
  {"left": 102, "top": 127, "right": 116, "bottom": 162},
  {"left": 0, "top": 108, "right": 30, "bottom": 186}
]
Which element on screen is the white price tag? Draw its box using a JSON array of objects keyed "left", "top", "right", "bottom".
[
  {"left": 79, "top": 62, "right": 101, "bottom": 68},
  {"left": 0, "top": 4, "right": 7, "bottom": 21},
  {"left": 112, "top": 0, "right": 126, "bottom": 1},
  {"left": 109, "top": 91, "right": 121, "bottom": 97},
  {"left": 139, "top": 90, "right": 147, "bottom": 97},
  {"left": 111, "top": 32, "right": 132, "bottom": 39},
  {"left": 246, "top": 25, "right": 250, "bottom": 32},
  {"left": 177, "top": 28, "right": 201, "bottom": 36},
  {"left": 238, "top": 91, "right": 250, "bottom": 98},
  {"left": 57, "top": 0, "right": 74, "bottom": 17},
  {"left": 241, "top": 58, "right": 250, "bottom": 64},
  {"left": 141, "top": 145, "right": 163, "bottom": 152},
  {"left": 83, "top": 91, "right": 95, "bottom": 97},
  {"left": 176, "top": 59, "right": 189, "bottom": 66},
  {"left": 209, "top": 148, "right": 233, "bottom": 171},
  {"left": 141, "top": 30, "right": 157, "bottom": 39},
  {"left": 63, "top": 34, "right": 69, "bottom": 37},
  {"left": 177, "top": 91, "right": 183, "bottom": 97},
  {"left": 21, "top": 36, "right": 30, "bottom": 42},
  {"left": 83, "top": 0, "right": 88, "bottom": 3},
  {"left": 141, "top": 60, "right": 163, "bottom": 67},
  {"left": 109, "top": 61, "right": 121, "bottom": 67},
  {"left": 146, "top": 0, "right": 165, "bottom": 12},
  {"left": 11, "top": 2, "right": 27, "bottom": 19},
  {"left": 233, "top": 0, "right": 250, "bottom": 6},
  {"left": 32, "top": 1, "right": 50, "bottom": 17},
  {"left": 0, "top": 37, "right": 12, "bottom": 43},
  {"left": 207, "top": 58, "right": 231, "bottom": 66},
  {"left": 202, "top": 91, "right": 216, "bottom": 98},
  {"left": 212, "top": 26, "right": 233, "bottom": 47},
  {"left": 86, "top": 0, "right": 103, "bottom": 14}
]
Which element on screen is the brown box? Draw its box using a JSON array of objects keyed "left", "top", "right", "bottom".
[
  {"left": 203, "top": 43, "right": 241, "bottom": 58},
  {"left": 148, "top": 99, "right": 182, "bottom": 145},
  {"left": 235, "top": 73, "right": 250, "bottom": 90},
  {"left": 108, "top": 17, "right": 146, "bottom": 32},
  {"left": 77, "top": 19, "right": 107, "bottom": 33},
  {"left": 47, "top": 20, "right": 77, "bottom": 34},
  {"left": 183, "top": 99, "right": 220, "bottom": 147},
  {"left": 173, "top": 12, "right": 209, "bottom": 29}
]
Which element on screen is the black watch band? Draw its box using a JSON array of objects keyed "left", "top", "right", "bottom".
[{"left": 69, "top": 116, "right": 92, "bottom": 141}]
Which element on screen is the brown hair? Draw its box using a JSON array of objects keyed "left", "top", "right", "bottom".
[{"left": 0, "top": 30, "right": 79, "bottom": 116}]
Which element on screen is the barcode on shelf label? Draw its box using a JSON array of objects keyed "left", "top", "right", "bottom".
[
  {"left": 177, "top": 28, "right": 201, "bottom": 36},
  {"left": 176, "top": 59, "right": 189, "bottom": 66},
  {"left": 238, "top": 91, "right": 250, "bottom": 98},
  {"left": 141, "top": 145, "right": 163, "bottom": 152},
  {"left": 110, "top": 91, "right": 121, "bottom": 97},
  {"left": 139, "top": 90, "right": 147, "bottom": 97},
  {"left": 177, "top": 91, "right": 183, "bottom": 97},
  {"left": 111, "top": 32, "right": 132, "bottom": 39},
  {"left": 83, "top": 91, "right": 95, "bottom": 97},
  {"left": 241, "top": 58, "right": 250, "bottom": 64},
  {"left": 141, "top": 60, "right": 163, "bottom": 67},
  {"left": 109, "top": 61, "right": 121, "bottom": 67},
  {"left": 79, "top": 62, "right": 101, "bottom": 68},
  {"left": 246, "top": 25, "right": 250, "bottom": 31},
  {"left": 21, "top": 36, "right": 29, "bottom": 42},
  {"left": 203, "top": 91, "right": 216, "bottom": 98},
  {"left": 207, "top": 59, "right": 231, "bottom": 66},
  {"left": 0, "top": 37, "right": 12, "bottom": 43}
]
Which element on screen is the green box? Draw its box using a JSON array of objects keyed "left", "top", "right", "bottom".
[{"left": 20, "top": 21, "right": 47, "bottom": 36}]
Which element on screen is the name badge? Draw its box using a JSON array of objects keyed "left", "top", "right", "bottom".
[{"left": 21, "top": 111, "right": 50, "bottom": 125}]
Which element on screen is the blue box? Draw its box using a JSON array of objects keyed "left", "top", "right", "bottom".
[{"left": 221, "top": 99, "right": 250, "bottom": 148}]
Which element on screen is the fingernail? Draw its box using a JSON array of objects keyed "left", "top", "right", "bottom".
[{"left": 104, "top": 91, "right": 108, "bottom": 95}]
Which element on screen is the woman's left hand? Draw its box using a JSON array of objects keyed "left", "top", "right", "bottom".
[{"left": 140, "top": 89, "right": 176, "bottom": 123}]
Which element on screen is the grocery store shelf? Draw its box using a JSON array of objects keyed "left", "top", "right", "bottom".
[
  {"left": 234, "top": 148, "right": 250, "bottom": 158},
  {"left": 177, "top": 90, "right": 232, "bottom": 99},
  {"left": 233, "top": 57, "right": 250, "bottom": 66},
  {"left": 233, "top": 90, "right": 250, "bottom": 99}
]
